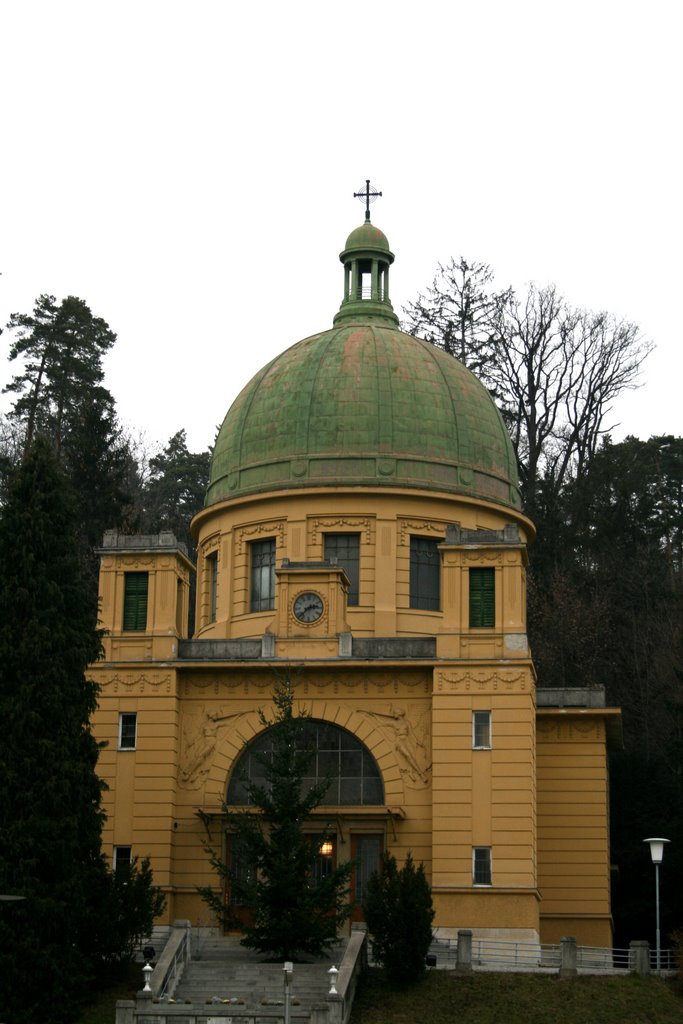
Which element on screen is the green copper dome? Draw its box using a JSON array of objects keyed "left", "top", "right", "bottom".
[
  {"left": 206, "top": 220, "right": 520, "bottom": 509},
  {"left": 207, "top": 327, "right": 520, "bottom": 509},
  {"left": 343, "top": 221, "right": 392, "bottom": 254}
]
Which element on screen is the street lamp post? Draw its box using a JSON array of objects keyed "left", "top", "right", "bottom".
[
  {"left": 283, "top": 961, "right": 293, "bottom": 1024},
  {"left": 643, "top": 837, "right": 670, "bottom": 972}
]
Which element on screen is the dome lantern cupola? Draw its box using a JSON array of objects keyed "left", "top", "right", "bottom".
[
  {"left": 205, "top": 185, "right": 522, "bottom": 512},
  {"left": 334, "top": 180, "right": 399, "bottom": 327}
]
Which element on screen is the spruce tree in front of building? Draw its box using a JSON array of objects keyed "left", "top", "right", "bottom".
[{"left": 199, "top": 678, "right": 353, "bottom": 960}]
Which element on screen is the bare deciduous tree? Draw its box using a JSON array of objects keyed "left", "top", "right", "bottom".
[
  {"left": 404, "top": 266, "right": 652, "bottom": 512},
  {"left": 403, "top": 257, "right": 512, "bottom": 397}
]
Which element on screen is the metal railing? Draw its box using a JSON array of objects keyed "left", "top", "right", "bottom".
[
  {"left": 456, "top": 935, "right": 679, "bottom": 976},
  {"left": 152, "top": 921, "right": 192, "bottom": 999},
  {"left": 650, "top": 947, "right": 680, "bottom": 972},
  {"left": 470, "top": 938, "right": 560, "bottom": 971},
  {"left": 577, "top": 945, "right": 629, "bottom": 971}
]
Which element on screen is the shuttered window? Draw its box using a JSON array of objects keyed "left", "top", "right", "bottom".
[
  {"left": 123, "top": 572, "right": 148, "bottom": 631},
  {"left": 469, "top": 567, "right": 495, "bottom": 627}
]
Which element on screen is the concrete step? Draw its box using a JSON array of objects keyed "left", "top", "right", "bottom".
[{"left": 173, "top": 935, "right": 346, "bottom": 1010}]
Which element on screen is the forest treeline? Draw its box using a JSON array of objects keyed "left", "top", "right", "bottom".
[
  {"left": 0, "top": 295, "right": 212, "bottom": 605},
  {"left": 1, "top": 283, "right": 681, "bottom": 949},
  {"left": 406, "top": 261, "right": 682, "bottom": 947}
]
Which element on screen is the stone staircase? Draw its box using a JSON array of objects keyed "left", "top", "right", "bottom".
[{"left": 173, "top": 934, "right": 347, "bottom": 1012}]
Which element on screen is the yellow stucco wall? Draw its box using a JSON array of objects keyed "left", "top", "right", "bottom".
[
  {"left": 536, "top": 709, "right": 617, "bottom": 946},
  {"left": 90, "top": 486, "right": 618, "bottom": 945},
  {"left": 191, "top": 487, "right": 531, "bottom": 641}
]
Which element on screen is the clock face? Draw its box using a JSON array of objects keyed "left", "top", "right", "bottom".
[{"left": 293, "top": 591, "right": 324, "bottom": 623}]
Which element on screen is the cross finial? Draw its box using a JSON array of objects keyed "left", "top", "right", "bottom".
[{"left": 354, "top": 179, "right": 382, "bottom": 222}]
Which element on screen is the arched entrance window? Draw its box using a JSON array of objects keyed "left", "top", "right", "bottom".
[{"left": 226, "top": 720, "right": 384, "bottom": 806}]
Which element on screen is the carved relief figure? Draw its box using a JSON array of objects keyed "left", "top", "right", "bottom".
[
  {"left": 367, "top": 705, "right": 431, "bottom": 785},
  {"left": 180, "top": 707, "right": 245, "bottom": 788}
]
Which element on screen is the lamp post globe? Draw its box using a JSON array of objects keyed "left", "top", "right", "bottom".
[{"left": 643, "top": 837, "right": 670, "bottom": 972}]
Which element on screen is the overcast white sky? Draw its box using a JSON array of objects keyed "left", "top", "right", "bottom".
[{"left": 1, "top": 0, "right": 681, "bottom": 455}]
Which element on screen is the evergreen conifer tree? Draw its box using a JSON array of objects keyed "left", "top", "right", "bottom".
[
  {"left": 3, "top": 296, "right": 137, "bottom": 604},
  {"left": 0, "top": 438, "right": 164, "bottom": 1021},
  {"left": 199, "top": 679, "right": 352, "bottom": 960},
  {"left": 363, "top": 851, "right": 434, "bottom": 983}
]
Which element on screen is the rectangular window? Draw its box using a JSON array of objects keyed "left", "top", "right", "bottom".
[
  {"left": 324, "top": 533, "right": 360, "bottom": 606},
  {"left": 113, "top": 845, "right": 132, "bottom": 872},
  {"left": 473, "top": 847, "right": 492, "bottom": 886},
  {"left": 176, "top": 578, "right": 184, "bottom": 635},
  {"left": 250, "top": 539, "right": 275, "bottom": 612},
  {"left": 118, "top": 712, "right": 137, "bottom": 750},
  {"left": 123, "top": 572, "right": 148, "bottom": 631},
  {"left": 409, "top": 536, "right": 441, "bottom": 610},
  {"left": 473, "top": 711, "right": 491, "bottom": 749},
  {"left": 469, "top": 567, "right": 495, "bottom": 627},
  {"left": 207, "top": 551, "right": 218, "bottom": 622}
]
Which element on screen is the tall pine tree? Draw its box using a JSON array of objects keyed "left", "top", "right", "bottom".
[
  {"left": 3, "top": 295, "right": 137, "bottom": 603},
  {"left": 0, "top": 438, "right": 110, "bottom": 1022},
  {"left": 4, "top": 294, "right": 117, "bottom": 454}
]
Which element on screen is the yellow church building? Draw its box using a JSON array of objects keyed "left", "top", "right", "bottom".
[{"left": 91, "top": 207, "right": 620, "bottom": 947}]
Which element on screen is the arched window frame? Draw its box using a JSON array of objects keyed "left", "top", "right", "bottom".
[{"left": 227, "top": 720, "right": 384, "bottom": 807}]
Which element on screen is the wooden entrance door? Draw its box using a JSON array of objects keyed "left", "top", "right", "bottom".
[
  {"left": 350, "top": 834, "right": 383, "bottom": 923},
  {"left": 224, "top": 835, "right": 255, "bottom": 930}
]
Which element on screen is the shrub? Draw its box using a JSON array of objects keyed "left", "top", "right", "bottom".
[{"left": 363, "top": 851, "right": 434, "bottom": 983}]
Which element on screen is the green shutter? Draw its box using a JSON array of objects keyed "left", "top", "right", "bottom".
[
  {"left": 123, "top": 572, "right": 148, "bottom": 631},
  {"left": 469, "top": 568, "right": 495, "bottom": 627}
]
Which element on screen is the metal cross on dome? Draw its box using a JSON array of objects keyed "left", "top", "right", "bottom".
[{"left": 354, "top": 180, "right": 382, "bottom": 221}]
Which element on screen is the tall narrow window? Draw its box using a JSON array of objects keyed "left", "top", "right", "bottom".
[
  {"left": 409, "top": 536, "right": 441, "bottom": 610},
  {"left": 469, "top": 567, "right": 495, "bottom": 627},
  {"left": 324, "top": 533, "right": 360, "bottom": 606},
  {"left": 118, "top": 712, "right": 137, "bottom": 750},
  {"left": 123, "top": 572, "right": 148, "bottom": 631},
  {"left": 473, "top": 711, "right": 491, "bottom": 749},
  {"left": 176, "top": 578, "right": 184, "bottom": 635},
  {"left": 250, "top": 539, "right": 275, "bottom": 612},
  {"left": 207, "top": 551, "right": 218, "bottom": 622},
  {"left": 473, "top": 847, "right": 492, "bottom": 885}
]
